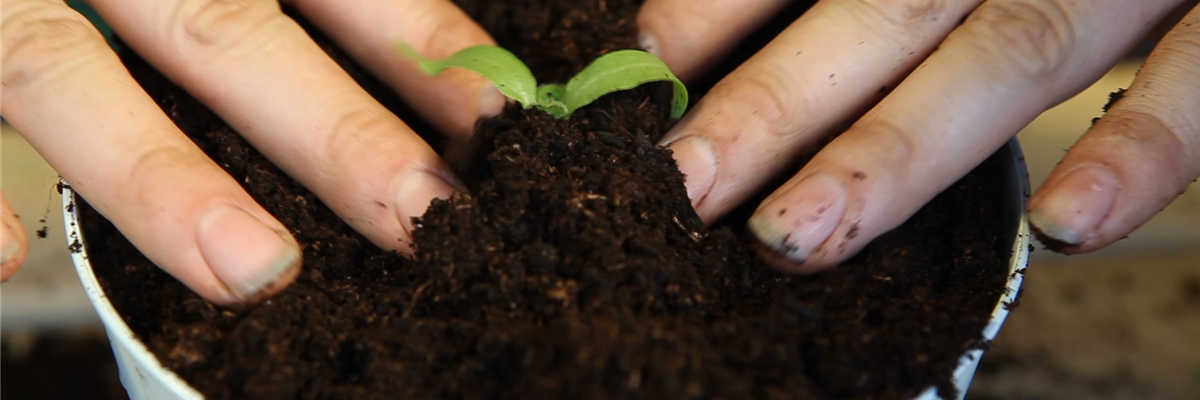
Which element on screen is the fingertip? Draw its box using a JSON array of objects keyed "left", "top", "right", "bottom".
[
  {"left": 665, "top": 135, "right": 718, "bottom": 213},
  {"left": 748, "top": 173, "right": 848, "bottom": 270},
  {"left": 750, "top": 238, "right": 834, "bottom": 274},
  {"left": 196, "top": 205, "right": 302, "bottom": 303},
  {"left": 478, "top": 84, "right": 506, "bottom": 119},
  {"left": 634, "top": 2, "right": 663, "bottom": 55},
  {"left": 636, "top": 3, "right": 697, "bottom": 81},
  {"left": 1027, "top": 163, "right": 1120, "bottom": 251},
  {"left": 1, "top": 196, "right": 28, "bottom": 282},
  {"left": 1, "top": 240, "right": 27, "bottom": 283},
  {"left": 638, "top": 30, "right": 662, "bottom": 59},
  {"left": 391, "top": 167, "right": 459, "bottom": 255}
]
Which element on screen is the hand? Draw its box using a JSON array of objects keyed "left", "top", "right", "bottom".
[
  {"left": 638, "top": 0, "right": 1200, "bottom": 271},
  {"left": 0, "top": 0, "right": 503, "bottom": 303}
]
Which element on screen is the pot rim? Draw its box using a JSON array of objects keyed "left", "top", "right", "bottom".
[
  {"left": 63, "top": 182, "right": 205, "bottom": 400},
  {"left": 64, "top": 139, "right": 1030, "bottom": 400},
  {"left": 913, "top": 137, "right": 1031, "bottom": 400}
]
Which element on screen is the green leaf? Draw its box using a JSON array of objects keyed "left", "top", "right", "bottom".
[
  {"left": 394, "top": 43, "right": 688, "bottom": 121},
  {"left": 558, "top": 50, "right": 688, "bottom": 119},
  {"left": 395, "top": 41, "right": 538, "bottom": 108}
]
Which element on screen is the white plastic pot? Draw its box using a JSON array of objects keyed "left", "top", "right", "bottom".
[
  {"left": 66, "top": 139, "right": 1030, "bottom": 400},
  {"left": 64, "top": 189, "right": 205, "bottom": 400}
]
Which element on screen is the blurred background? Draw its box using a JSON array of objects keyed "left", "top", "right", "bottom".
[{"left": 2, "top": 6, "right": 1199, "bottom": 400}]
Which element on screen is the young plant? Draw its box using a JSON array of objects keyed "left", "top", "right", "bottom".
[{"left": 396, "top": 42, "right": 688, "bottom": 119}]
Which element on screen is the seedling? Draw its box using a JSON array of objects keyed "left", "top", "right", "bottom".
[{"left": 396, "top": 42, "right": 687, "bottom": 119}]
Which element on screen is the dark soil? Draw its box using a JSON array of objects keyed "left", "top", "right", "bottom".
[{"left": 81, "top": 1, "right": 1013, "bottom": 399}]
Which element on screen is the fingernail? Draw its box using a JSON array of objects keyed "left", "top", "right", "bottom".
[
  {"left": 639, "top": 31, "right": 660, "bottom": 58},
  {"left": 394, "top": 168, "right": 457, "bottom": 237},
  {"left": 197, "top": 206, "right": 301, "bottom": 300},
  {"left": 1028, "top": 164, "right": 1119, "bottom": 246},
  {"left": 479, "top": 85, "right": 505, "bottom": 118},
  {"left": 667, "top": 136, "right": 718, "bottom": 205},
  {"left": 748, "top": 173, "right": 848, "bottom": 263}
]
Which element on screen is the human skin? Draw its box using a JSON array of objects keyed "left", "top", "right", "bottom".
[
  {"left": 3, "top": 0, "right": 1198, "bottom": 302},
  {"left": 0, "top": 0, "right": 503, "bottom": 304},
  {"left": 637, "top": 0, "right": 1200, "bottom": 272}
]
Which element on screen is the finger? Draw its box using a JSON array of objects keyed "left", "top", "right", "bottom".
[
  {"left": 1, "top": 0, "right": 300, "bottom": 303},
  {"left": 747, "top": 0, "right": 1184, "bottom": 272},
  {"left": 285, "top": 0, "right": 503, "bottom": 139},
  {"left": 88, "top": 0, "right": 460, "bottom": 253},
  {"left": 661, "top": 0, "right": 983, "bottom": 222},
  {"left": 1, "top": 193, "right": 29, "bottom": 281},
  {"left": 637, "top": 0, "right": 792, "bottom": 82},
  {"left": 1028, "top": 4, "right": 1200, "bottom": 253}
]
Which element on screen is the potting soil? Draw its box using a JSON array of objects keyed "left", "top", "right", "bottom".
[{"left": 82, "top": 1, "right": 1012, "bottom": 399}]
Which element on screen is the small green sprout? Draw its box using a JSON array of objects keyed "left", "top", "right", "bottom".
[{"left": 396, "top": 42, "right": 688, "bottom": 119}]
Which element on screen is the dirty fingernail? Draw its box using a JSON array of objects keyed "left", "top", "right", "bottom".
[
  {"left": 667, "top": 136, "right": 717, "bottom": 206},
  {"left": 1028, "top": 164, "right": 1119, "bottom": 246},
  {"left": 394, "top": 168, "right": 457, "bottom": 238},
  {"left": 639, "top": 31, "right": 660, "bottom": 58},
  {"left": 479, "top": 84, "right": 506, "bottom": 118},
  {"left": 197, "top": 206, "right": 301, "bottom": 300},
  {"left": 748, "top": 173, "right": 848, "bottom": 263}
]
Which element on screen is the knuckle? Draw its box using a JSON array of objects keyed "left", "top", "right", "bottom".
[
  {"left": 123, "top": 143, "right": 215, "bottom": 208},
  {"left": 172, "top": 0, "right": 281, "bottom": 49},
  {"left": 1, "top": 1, "right": 108, "bottom": 88},
  {"left": 321, "top": 106, "right": 419, "bottom": 171},
  {"left": 845, "top": 118, "right": 917, "bottom": 171},
  {"left": 963, "top": 1, "right": 1077, "bottom": 77},
  {"left": 1095, "top": 112, "right": 1198, "bottom": 191},
  {"left": 416, "top": 20, "right": 471, "bottom": 58},
  {"left": 852, "top": 0, "right": 950, "bottom": 28},
  {"left": 711, "top": 66, "right": 805, "bottom": 138},
  {"left": 395, "top": 4, "right": 480, "bottom": 58}
]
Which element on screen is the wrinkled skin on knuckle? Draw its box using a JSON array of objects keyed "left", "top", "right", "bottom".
[
  {"left": 962, "top": 0, "right": 1077, "bottom": 79},
  {"left": 840, "top": 119, "right": 918, "bottom": 175},
  {"left": 850, "top": 0, "right": 951, "bottom": 28},
  {"left": 167, "top": 0, "right": 288, "bottom": 66},
  {"left": 400, "top": 4, "right": 487, "bottom": 59},
  {"left": 120, "top": 144, "right": 221, "bottom": 216},
  {"left": 1105, "top": 111, "right": 1200, "bottom": 189},
  {"left": 318, "top": 105, "right": 408, "bottom": 175},
  {"left": 711, "top": 66, "right": 807, "bottom": 141},
  {"left": 827, "top": 119, "right": 924, "bottom": 213},
  {"left": 315, "top": 105, "right": 443, "bottom": 210},
  {"left": 1, "top": 0, "right": 109, "bottom": 91}
]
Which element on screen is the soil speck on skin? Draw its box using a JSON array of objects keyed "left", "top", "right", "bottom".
[
  {"left": 80, "top": 1, "right": 1014, "bottom": 399},
  {"left": 1104, "top": 88, "right": 1127, "bottom": 112}
]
